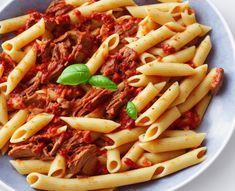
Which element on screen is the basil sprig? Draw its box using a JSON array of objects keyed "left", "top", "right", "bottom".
[
  {"left": 57, "top": 64, "right": 118, "bottom": 91},
  {"left": 89, "top": 75, "right": 118, "bottom": 91},
  {"left": 126, "top": 101, "right": 138, "bottom": 120},
  {"left": 57, "top": 64, "right": 91, "bottom": 85}
]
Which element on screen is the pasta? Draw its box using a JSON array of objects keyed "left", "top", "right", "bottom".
[{"left": 0, "top": 0, "right": 224, "bottom": 190}]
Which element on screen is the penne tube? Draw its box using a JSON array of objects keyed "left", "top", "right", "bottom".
[
  {"left": 0, "top": 14, "right": 29, "bottom": 34},
  {"left": 132, "top": 82, "right": 166, "bottom": 112},
  {"left": 6, "top": 47, "right": 37, "bottom": 95},
  {"left": 142, "top": 107, "right": 181, "bottom": 142},
  {"left": 164, "top": 21, "right": 186, "bottom": 32},
  {"left": 178, "top": 67, "right": 223, "bottom": 113},
  {"left": 10, "top": 160, "right": 52, "bottom": 175},
  {"left": 171, "top": 64, "right": 208, "bottom": 106},
  {"left": 127, "top": 26, "right": 175, "bottom": 54},
  {"left": 27, "top": 166, "right": 156, "bottom": 191},
  {"left": 0, "top": 110, "right": 28, "bottom": 149},
  {"left": 2, "top": 18, "right": 45, "bottom": 52},
  {"left": 116, "top": 142, "right": 134, "bottom": 155},
  {"left": 65, "top": 0, "right": 87, "bottom": 6},
  {"left": 136, "top": 82, "right": 179, "bottom": 126},
  {"left": 152, "top": 147, "right": 207, "bottom": 179},
  {"left": 137, "top": 61, "right": 196, "bottom": 76},
  {"left": 69, "top": 0, "right": 135, "bottom": 23},
  {"left": 48, "top": 154, "right": 66, "bottom": 178},
  {"left": 107, "top": 148, "right": 121, "bottom": 173},
  {"left": 163, "top": 23, "right": 202, "bottom": 51},
  {"left": 136, "top": 16, "right": 158, "bottom": 38},
  {"left": 192, "top": 36, "right": 212, "bottom": 67},
  {"left": 147, "top": 8, "right": 175, "bottom": 25},
  {"left": 86, "top": 34, "right": 119, "bottom": 74},
  {"left": 195, "top": 95, "right": 212, "bottom": 120},
  {"left": 137, "top": 150, "right": 186, "bottom": 167},
  {"left": 181, "top": 10, "right": 197, "bottom": 26},
  {"left": 6, "top": 49, "right": 26, "bottom": 63},
  {"left": 160, "top": 130, "right": 197, "bottom": 138},
  {"left": 0, "top": 141, "right": 9, "bottom": 156},
  {"left": 105, "top": 127, "right": 146, "bottom": 149},
  {"left": 139, "top": 52, "right": 157, "bottom": 65},
  {"left": 119, "top": 142, "right": 144, "bottom": 171},
  {"left": 0, "top": 92, "right": 8, "bottom": 125},
  {"left": 10, "top": 113, "right": 54, "bottom": 143},
  {"left": 126, "top": 2, "right": 189, "bottom": 18},
  {"left": 148, "top": 47, "right": 167, "bottom": 57},
  {"left": 199, "top": 24, "right": 212, "bottom": 37},
  {"left": 162, "top": 46, "right": 196, "bottom": 63},
  {"left": 61, "top": 117, "right": 120, "bottom": 133},
  {"left": 128, "top": 74, "right": 168, "bottom": 87},
  {"left": 139, "top": 133, "right": 206, "bottom": 153}
]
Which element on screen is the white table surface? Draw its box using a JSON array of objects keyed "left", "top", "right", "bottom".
[{"left": 0, "top": 0, "right": 235, "bottom": 191}]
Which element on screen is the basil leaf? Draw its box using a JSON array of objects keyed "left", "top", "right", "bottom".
[
  {"left": 57, "top": 64, "right": 91, "bottom": 85},
  {"left": 126, "top": 101, "right": 138, "bottom": 120},
  {"left": 89, "top": 75, "right": 118, "bottom": 91}
]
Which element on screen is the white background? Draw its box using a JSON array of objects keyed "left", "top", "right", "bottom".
[{"left": 0, "top": 0, "right": 235, "bottom": 191}]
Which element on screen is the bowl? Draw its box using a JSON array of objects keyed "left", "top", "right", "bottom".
[{"left": 0, "top": 0, "right": 235, "bottom": 191}]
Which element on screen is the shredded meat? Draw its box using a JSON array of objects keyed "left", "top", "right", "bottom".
[
  {"left": 46, "top": 0, "right": 74, "bottom": 16},
  {"left": 67, "top": 145, "right": 97, "bottom": 175},
  {"left": 73, "top": 88, "right": 113, "bottom": 117}
]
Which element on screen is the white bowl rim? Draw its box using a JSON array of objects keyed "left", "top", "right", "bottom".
[{"left": 0, "top": 0, "right": 234, "bottom": 191}]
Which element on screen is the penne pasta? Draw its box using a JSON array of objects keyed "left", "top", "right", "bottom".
[
  {"left": 10, "top": 160, "right": 52, "bottom": 175},
  {"left": 126, "top": 2, "right": 189, "bottom": 18},
  {"left": 0, "top": 110, "right": 29, "bottom": 149},
  {"left": 161, "top": 46, "right": 196, "bottom": 63},
  {"left": 164, "top": 21, "right": 186, "bottom": 32},
  {"left": 2, "top": 18, "right": 45, "bottom": 52},
  {"left": 61, "top": 117, "right": 120, "bottom": 133},
  {"left": 192, "top": 35, "right": 212, "bottom": 67},
  {"left": 6, "top": 48, "right": 37, "bottom": 94},
  {"left": 105, "top": 127, "right": 146, "bottom": 149},
  {"left": 0, "top": 92, "right": 8, "bottom": 125},
  {"left": 147, "top": 8, "right": 175, "bottom": 25},
  {"left": 172, "top": 64, "right": 208, "bottom": 106},
  {"left": 69, "top": 0, "right": 135, "bottom": 23},
  {"left": 0, "top": 14, "right": 29, "bottom": 34},
  {"left": 128, "top": 74, "right": 168, "bottom": 87},
  {"left": 132, "top": 82, "right": 166, "bottom": 112},
  {"left": 199, "top": 24, "right": 212, "bottom": 37},
  {"left": 119, "top": 142, "right": 144, "bottom": 171},
  {"left": 139, "top": 133, "right": 206, "bottom": 153},
  {"left": 86, "top": 34, "right": 119, "bottom": 74},
  {"left": 136, "top": 16, "right": 158, "bottom": 38},
  {"left": 178, "top": 67, "right": 223, "bottom": 113},
  {"left": 127, "top": 26, "right": 175, "bottom": 54},
  {"left": 137, "top": 61, "right": 196, "bottom": 76},
  {"left": 148, "top": 47, "right": 167, "bottom": 57},
  {"left": 163, "top": 23, "right": 202, "bottom": 51},
  {"left": 48, "top": 154, "right": 66, "bottom": 178},
  {"left": 142, "top": 107, "right": 181, "bottom": 142},
  {"left": 65, "top": 0, "right": 87, "bottom": 6},
  {"left": 136, "top": 82, "right": 179, "bottom": 126},
  {"left": 152, "top": 147, "right": 206, "bottom": 179},
  {"left": 195, "top": 95, "right": 212, "bottom": 120},
  {"left": 10, "top": 113, "right": 54, "bottom": 143},
  {"left": 139, "top": 52, "right": 157, "bottom": 65},
  {"left": 6, "top": 49, "right": 26, "bottom": 63},
  {"left": 181, "top": 10, "right": 197, "bottom": 26},
  {"left": 160, "top": 130, "right": 197, "bottom": 138},
  {"left": 137, "top": 150, "right": 186, "bottom": 167},
  {"left": 107, "top": 148, "right": 121, "bottom": 173}
]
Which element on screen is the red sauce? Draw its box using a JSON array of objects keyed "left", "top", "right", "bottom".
[
  {"left": 119, "top": 110, "right": 135, "bottom": 130},
  {"left": 172, "top": 110, "right": 200, "bottom": 130},
  {"left": 124, "top": 158, "right": 139, "bottom": 169},
  {"left": 59, "top": 148, "right": 68, "bottom": 158},
  {"left": 141, "top": 158, "right": 152, "bottom": 167},
  {"left": 160, "top": 43, "right": 175, "bottom": 55}
]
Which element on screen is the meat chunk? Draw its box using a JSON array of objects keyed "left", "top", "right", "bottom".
[
  {"left": 73, "top": 88, "right": 113, "bottom": 116},
  {"left": 46, "top": 0, "right": 74, "bottom": 16},
  {"left": 67, "top": 145, "right": 97, "bottom": 175},
  {"left": 8, "top": 143, "right": 35, "bottom": 158}
]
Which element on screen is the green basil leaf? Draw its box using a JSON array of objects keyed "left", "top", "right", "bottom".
[
  {"left": 89, "top": 75, "right": 118, "bottom": 91},
  {"left": 57, "top": 64, "right": 91, "bottom": 85},
  {"left": 126, "top": 101, "right": 138, "bottom": 120}
]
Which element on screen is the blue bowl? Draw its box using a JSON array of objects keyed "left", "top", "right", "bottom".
[{"left": 0, "top": 0, "right": 235, "bottom": 190}]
